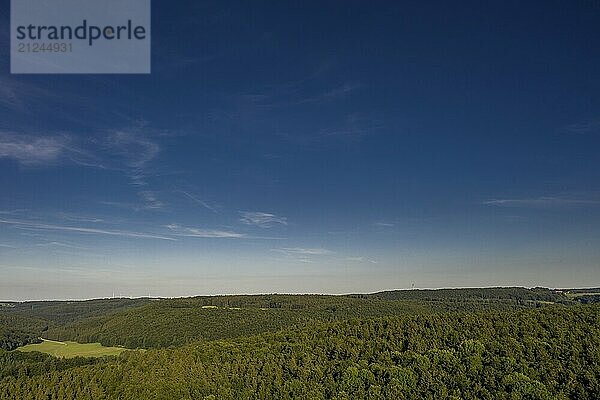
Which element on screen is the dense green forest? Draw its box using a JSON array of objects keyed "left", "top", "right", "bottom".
[
  {"left": 1, "top": 288, "right": 599, "bottom": 399},
  {"left": 0, "top": 314, "right": 48, "bottom": 351},
  {"left": 0, "top": 298, "right": 149, "bottom": 351},
  {"left": 1, "top": 298, "right": 150, "bottom": 325},
  {"left": 367, "top": 287, "right": 569, "bottom": 302},
  {"left": 43, "top": 295, "right": 527, "bottom": 349},
  {"left": 0, "top": 287, "right": 586, "bottom": 351},
  {"left": 1, "top": 288, "right": 572, "bottom": 350},
  {"left": 1, "top": 305, "right": 599, "bottom": 399}
]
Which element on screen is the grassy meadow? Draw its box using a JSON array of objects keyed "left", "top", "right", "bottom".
[{"left": 16, "top": 339, "right": 126, "bottom": 358}]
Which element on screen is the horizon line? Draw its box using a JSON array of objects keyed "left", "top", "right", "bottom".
[{"left": 2, "top": 284, "right": 595, "bottom": 303}]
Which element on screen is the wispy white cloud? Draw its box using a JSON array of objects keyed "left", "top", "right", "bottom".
[
  {"left": 0, "top": 132, "right": 68, "bottom": 166},
  {"left": 0, "top": 126, "right": 168, "bottom": 210},
  {"left": 35, "top": 241, "right": 90, "bottom": 250},
  {"left": 178, "top": 190, "right": 218, "bottom": 213},
  {"left": 320, "top": 82, "right": 362, "bottom": 100},
  {"left": 273, "top": 247, "right": 378, "bottom": 265},
  {"left": 327, "top": 230, "right": 359, "bottom": 235},
  {"left": 0, "top": 218, "right": 175, "bottom": 241},
  {"left": 0, "top": 243, "right": 16, "bottom": 248},
  {"left": 565, "top": 119, "right": 600, "bottom": 135},
  {"left": 0, "top": 80, "right": 21, "bottom": 109},
  {"left": 482, "top": 196, "right": 600, "bottom": 208},
  {"left": 0, "top": 132, "right": 104, "bottom": 168},
  {"left": 229, "top": 66, "right": 355, "bottom": 110},
  {"left": 98, "top": 200, "right": 145, "bottom": 212},
  {"left": 103, "top": 128, "right": 165, "bottom": 209},
  {"left": 272, "top": 247, "right": 333, "bottom": 256},
  {"left": 310, "top": 82, "right": 362, "bottom": 103},
  {"left": 374, "top": 222, "right": 395, "bottom": 227},
  {"left": 319, "top": 113, "right": 384, "bottom": 140},
  {"left": 293, "top": 82, "right": 362, "bottom": 105},
  {"left": 346, "top": 256, "right": 378, "bottom": 264},
  {"left": 57, "top": 213, "right": 104, "bottom": 223},
  {"left": 166, "top": 224, "right": 246, "bottom": 238},
  {"left": 0, "top": 76, "right": 57, "bottom": 111},
  {"left": 105, "top": 129, "right": 160, "bottom": 174},
  {"left": 239, "top": 211, "right": 287, "bottom": 228},
  {"left": 138, "top": 191, "right": 165, "bottom": 210}
]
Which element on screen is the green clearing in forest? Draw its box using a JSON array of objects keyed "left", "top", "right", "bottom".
[{"left": 16, "top": 338, "right": 126, "bottom": 358}]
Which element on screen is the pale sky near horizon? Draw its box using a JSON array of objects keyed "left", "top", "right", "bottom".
[{"left": 1, "top": 1, "right": 600, "bottom": 301}]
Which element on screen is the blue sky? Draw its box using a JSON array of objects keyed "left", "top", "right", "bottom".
[{"left": 1, "top": 1, "right": 600, "bottom": 300}]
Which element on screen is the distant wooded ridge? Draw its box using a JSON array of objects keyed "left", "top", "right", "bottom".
[
  {"left": 2, "top": 286, "right": 598, "bottom": 353},
  {"left": 4, "top": 285, "right": 598, "bottom": 304}
]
